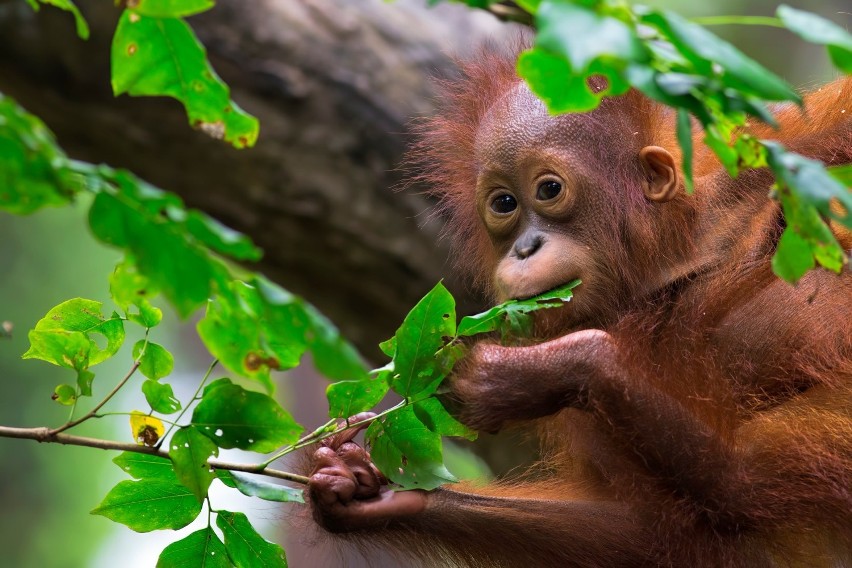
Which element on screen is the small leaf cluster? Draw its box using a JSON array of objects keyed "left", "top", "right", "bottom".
[
  {"left": 94, "top": 453, "right": 289, "bottom": 567},
  {"left": 326, "top": 280, "right": 579, "bottom": 490},
  {"left": 26, "top": 0, "right": 258, "bottom": 148},
  {"left": 449, "top": 0, "right": 852, "bottom": 283}
]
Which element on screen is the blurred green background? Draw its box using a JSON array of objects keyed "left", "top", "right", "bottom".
[{"left": 0, "top": 0, "right": 845, "bottom": 566}]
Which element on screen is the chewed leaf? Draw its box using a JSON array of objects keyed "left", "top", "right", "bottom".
[
  {"left": 23, "top": 299, "right": 125, "bottom": 370},
  {"left": 111, "top": 10, "right": 259, "bottom": 149}
]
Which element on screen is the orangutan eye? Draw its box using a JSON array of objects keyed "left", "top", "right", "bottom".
[
  {"left": 490, "top": 194, "right": 517, "bottom": 214},
  {"left": 536, "top": 180, "right": 562, "bottom": 201}
]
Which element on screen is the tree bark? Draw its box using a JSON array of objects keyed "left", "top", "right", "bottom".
[{"left": 0, "top": 0, "right": 511, "bottom": 356}]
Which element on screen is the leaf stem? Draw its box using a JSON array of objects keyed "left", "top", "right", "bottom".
[
  {"left": 259, "top": 399, "right": 410, "bottom": 467},
  {"left": 50, "top": 359, "right": 142, "bottom": 435},
  {"left": 159, "top": 358, "right": 218, "bottom": 445},
  {"left": 690, "top": 16, "right": 785, "bottom": 28},
  {"left": 0, "top": 425, "right": 309, "bottom": 484}
]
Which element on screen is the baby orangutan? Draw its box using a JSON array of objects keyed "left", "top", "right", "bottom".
[{"left": 308, "top": 50, "right": 852, "bottom": 567}]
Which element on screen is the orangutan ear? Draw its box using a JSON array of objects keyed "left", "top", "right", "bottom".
[{"left": 639, "top": 146, "right": 679, "bottom": 202}]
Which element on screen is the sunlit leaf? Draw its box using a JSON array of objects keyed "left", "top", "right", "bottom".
[
  {"left": 169, "top": 426, "right": 218, "bottom": 502},
  {"left": 133, "top": 0, "right": 215, "bottom": 18},
  {"left": 52, "top": 383, "right": 76, "bottom": 406},
  {"left": 23, "top": 299, "right": 125, "bottom": 369},
  {"left": 91, "top": 479, "right": 202, "bottom": 532},
  {"left": 111, "top": 10, "right": 259, "bottom": 148},
  {"left": 133, "top": 341, "right": 175, "bottom": 380},
  {"left": 157, "top": 528, "right": 230, "bottom": 568},
  {"left": 142, "top": 380, "right": 182, "bottom": 414},
  {"left": 216, "top": 511, "right": 287, "bottom": 568},
  {"left": 388, "top": 282, "right": 455, "bottom": 398},
  {"left": 326, "top": 372, "right": 390, "bottom": 419},
  {"left": 191, "top": 379, "right": 301, "bottom": 453},
  {"left": 113, "top": 452, "right": 177, "bottom": 481},
  {"left": 110, "top": 256, "right": 163, "bottom": 328}
]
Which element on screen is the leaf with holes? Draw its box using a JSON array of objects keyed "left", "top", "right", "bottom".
[
  {"left": 169, "top": 426, "right": 218, "bottom": 502},
  {"left": 191, "top": 379, "right": 301, "bottom": 453}
]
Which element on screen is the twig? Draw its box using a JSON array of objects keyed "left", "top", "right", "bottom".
[
  {"left": 50, "top": 360, "right": 141, "bottom": 435},
  {"left": 0, "top": 425, "right": 309, "bottom": 485}
]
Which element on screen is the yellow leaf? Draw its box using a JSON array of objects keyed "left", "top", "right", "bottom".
[{"left": 130, "top": 410, "right": 165, "bottom": 446}]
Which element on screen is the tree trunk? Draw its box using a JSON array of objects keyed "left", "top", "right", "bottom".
[{"left": 0, "top": 0, "right": 510, "bottom": 355}]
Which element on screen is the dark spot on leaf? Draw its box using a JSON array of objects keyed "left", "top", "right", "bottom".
[
  {"left": 224, "top": 106, "right": 233, "bottom": 114},
  {"left": 266, "top": 356, "right": 280, "bottom": 370},
  {"left": 137, "top": 425, "right": 160, "bottom": 447},
  {"left": 442, "top": 313, "right": 450, "bottom": 319},
  {"left": 127, "top": 43, "right": 138, "bottom": 56},
  {"left": 401, "top": 455, "right": 408, "bottom": 466},
  {"left": 50, "top": 392, "right": 58, "bottom": 401},
  {"left": 244, "top": 352, "right": 263, "bottom": 371}
]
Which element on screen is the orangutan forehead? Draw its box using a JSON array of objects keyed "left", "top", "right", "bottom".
[{"left": 474, "top": 82, "right": 584, "bottom": 170}]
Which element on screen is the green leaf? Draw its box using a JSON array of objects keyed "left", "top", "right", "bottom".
[
  {"left": 535, "top": 1, "right": 645, "bottom": 74},
  {"left": 829, "top": 164, "right": 852, "bottom": 187},
  {"left": 0, "top": 94, "right": 77, "bottom": 214},
  {"left": 157, "top": 528, "right": 230, "bottom": 568},
  {"left": 778, "top": 5, "right": 852, "bottom": 74},
  {"left": 52, "top": 384, "right": 77, "bottom": 406},
  {"left": 111, "top": 10, "right": 259, "bottom": 149},
  {"left": 216, "top": 511, "right": 287, "bottom": 568},
  {"left": 77, "top": 369, "right": 95, "bottom": 397},
  {"left": 30, "top": 0, "right": 89, "bottom": 39},
  {"left": 91, "top": 480, "right": 202, "bottom": 532},
  {"left": 366, "top": 401, "right": 459, "bottom": 491},
  {"left": 133, "top": 0, "right": 216, "bottom": 18},
  {"left": 89, "top": 188, "right": 223, "bottom": 318},
  {"left": 133, "top": 341, "right": 175, "bottom": 380},
  {"left": 191, "top": 379, "right": 302, "bottom": 453},
  {"left": 676, "top": 108, "right": 694, "bottom": 193},
  {"left": 640, "top": 9, "right": 800, "bottom": 103},
  {"left": 113, "top": 452, "right": 178, "bottom": 481},
  {"left": 388, "top": 282, "right": 456, "bottom": 398},
  {"left": 142, "top": 380, "right": 182, "bottom": 414},
  {"left": 326, "top": 373, "right": 390, "bottom": 419},
  {"left": 23, "top": 299, "right": 125, "bottom": 369},
  {"left": 184, "top": 211, "right": 262, "bottom": 262},
  {"left": 216, "top": 471, "right": 305, "bottom": 503},
  {"left": 198, "top": 278, "right": 367, "bottom": 388},
  {"left": 765, "top": 142, "right": 852, "bottom": 228},
  {"left": 169, "top": 426, "right": 218, "bottom": 502},
  {"left": 456, "top": 281, "right": 578, "bottom": 338},
  {"left": 110, "top": 256, "right": 163, "bottom": 328},
  {"left": 772, "top": 228, "right": 815, "bottom": 282},
  {"left": 517, "top": 49, "right": 629, "bottom": 113}
]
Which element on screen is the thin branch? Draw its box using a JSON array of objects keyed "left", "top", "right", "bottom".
[
  {"left": 0, "top": 425, "right": 309, "bottom": 485},
  {"left": 50, "top": 360, "right": 141, "bottom": 435}
]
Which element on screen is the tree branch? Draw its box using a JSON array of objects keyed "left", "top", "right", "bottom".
[{"left": 0, "top": 425, "right": 309, "bottom": 485}]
